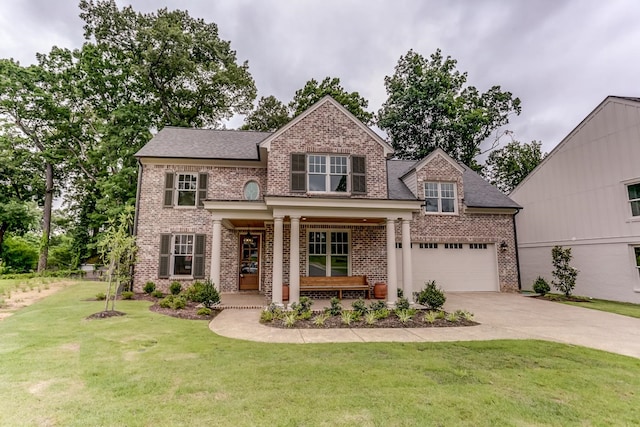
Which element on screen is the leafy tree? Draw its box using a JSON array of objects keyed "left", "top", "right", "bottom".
[
  {"left": 290, "top": 77, "right": 374, "bottom": 124},
  {"left": 0, "top": 234, "right": 39, "bottom": 273},
  {"left": 484, "top": 139, "right": 546, "bottom": 193},
  {"left": 551, "top": 246, "right": 579, "bottom": 297},
  {"left": 377, "top": 49, "right": 521, "bottom": 169},
  {"left": 240, "top": 95, "right": 291, "bottom": 131},
  {"left": 97, "top": 205, "right": 137, "bottom": 312}
]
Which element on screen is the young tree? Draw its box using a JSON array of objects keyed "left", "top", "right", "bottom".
[
  {"left": 240, "top": 95, "right": 291, "bottom": 131},
  {"left": 377, "top": 49, "right": 521, "bottom": 169},
  {"left": 97, "top": 206, "right": 137, "bottom": 312},
  {"left": 551, "top": 246, "right": 579, "bottom": 297},
  {"left": 484, "top": 140, "right": 546, "bottom": 193},
  {"left": 290, "top": 77, "right": 374, "bottom": 124}
]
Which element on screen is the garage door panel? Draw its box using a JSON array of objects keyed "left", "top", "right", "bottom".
[{"left": 397, "top": 244, "right": 498, "bottom": 292}]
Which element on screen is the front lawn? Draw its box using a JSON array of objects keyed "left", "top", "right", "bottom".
[
  {"left": 561, "top": 297, "right": 640, "bottom": 319},
  {"left": 1, "top": 281, "right": 639, "bottom": 426}
]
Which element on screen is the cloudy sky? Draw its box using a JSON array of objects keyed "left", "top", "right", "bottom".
[{"left": 2, "top": 0, "right": 640, "bottom": 155}]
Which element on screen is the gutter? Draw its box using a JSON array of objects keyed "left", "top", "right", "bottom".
[{"left": 513, "top": 209, "right": 522, "bottom": 290}]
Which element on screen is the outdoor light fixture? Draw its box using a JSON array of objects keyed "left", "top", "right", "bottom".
[
  {"left": 499, "top": 240, "right": 508, "bottom": 252},
  {"left": 243, "top": 228, "right": 254, "bottom": 245}
]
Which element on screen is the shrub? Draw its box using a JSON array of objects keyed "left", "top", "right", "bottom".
[
  {"left": 397, "top": 288, "right": 404, "bottom": 298},
  {"left": 436, "top": 310, "right": 446, "bottom": 320},
  {"left": 551, "top": 246, "right": 579, "bottom": 297},
  {"left": 169, "top": 281, "right": 182, "bottom": 295},
  {"left": 313, "top": 313, "right": 329, "bottom": 326},
  {"left": 351, "top": 298, "right": 368, "bottom": 316},
  {"left": 143, "top": 281, "right": 156, "bottom": 294},
  {"left": 369, "top": 300, "right": 386, "bottom": 311},
  {"left": 291, "top": 296, "right": 313, "bottom": 318},
  {"left": 325, "top": 297, "right": 342, "bottom": 316},
  {"left": 121, "top": 291, "right": 134, "bottom": 300},
  {"left": 396, "top": 296, "right": 410, "bottom": 311},
  {"left": 197, "top": 307, "right": 212, "bottom": 316},
  {"left": 95, "top": 292, "right": 106, "bottom": 301},
  {"left": 364, "top": 311, "right": 377, "bottom": 325},
  {"left": 159, "top": 296, "right": 174, "bottom": 308},
  {"left": 341, "top": 310, "right": 356, "bottom": 325},
  {"left": 532, "top": 276, "right": 550, "bottom": 296},
  {"left": 185, "top": 279, "right": 220, "bottom": 308},
  {"left": 416, "top": 280, "right": 446, "bottom": 310},
  {"left": 445, "top": 311, "right": 459, "bottom": 322},
  {"left": 266, "top": 303, "right": 283, "bottom": 318},
  {"left": 423, "top": 311, "right": 438, "bottom": 324},
  {"left": 283, "top": 311, "right": 297, "bottom": 328},
  {"left": 457, "top": 310, "right": 474, "bottom": 321},
  {"left": 151, "top": 289, "right": 164, "bottom": 298},
  {"left": 260, "top": 310, "right": 274, "bottom": 323},
  {"left": 396, "top": 309, "right": 413, "bottom": 324},
  {"left": 374, "top": 308, "right": 390, "bottom": 320},
  {"left": 159, "top": 295, "right": 186, "bottom": 310}
]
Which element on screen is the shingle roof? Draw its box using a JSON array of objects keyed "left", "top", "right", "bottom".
[
  {"left": 135, "top": 127, "right": 272, "bottom": 159},
  {"left": 612, "top": 96, "right": 640, "bottom": 103},
  {"left": 386, "top": 159, "right": 521, "bottom": 208}
]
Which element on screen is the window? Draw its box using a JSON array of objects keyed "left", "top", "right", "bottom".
[
  {"left": 290, "top": 154, "right": 366, "bottom": 194},
  {"left": 158, "top": 234, "right": 205, "bottom": 278},
  {"left": 635, "top": 247, "right": 640, "bottom": 278},
  {"left": 308, "top": 231, "right": 349, "bottom": 276},
  {"left": 470, "top": 243, "right": 488, "bottom": 249},
  {"left": 419, "top": 243, "right": 438, "bottom": 249},
  {"left": 243, "top": 181, "right": 260, "bottom": 200},
  {"left": 424, "top": 182, "right": 456, "bottom": 213},
  {"left": 163, "top": 172, "right": 208, "bottom": 207},
  {"left": 628, "top": 183, "right": 640, "bottom": 217},
  {"left": 444, "top": 243, "right": 463, "bottom": 249}
]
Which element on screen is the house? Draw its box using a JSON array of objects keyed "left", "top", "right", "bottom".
[
  {"left": 510, "top": 96, "right": 640, "bottom": 303},
  {"left": 133, "top": 96, "right": 521, "bottom": 305}
]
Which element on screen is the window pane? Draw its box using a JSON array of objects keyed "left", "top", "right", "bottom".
[
  {"left": 330, "top": 232, "right": 349, "bottom": 255},
  {"left": 173, "top": 256, "right": 192, "bottom": 275},
  {"left": 330, "top": 156, "right": 347, "bottom": 174},
  {"left": 628, "top": 183, "right": 640, "bottom": 200},
  {"left": 176, "top": 174, "right": 197, "bottom": 206},
  {"left": 425, "top": 182, "right": 438, "bottom": 198},
  {"left": 425, "top": 198, "right": 439, "bottom": 212},
  {"left": 309, "top": 256, "right": 327, "bottom": 277},
  {"left": 309, "top": 174, "right": 326, "bottom": 191},
  {"left": 441, "top": 183, "right": 455, "bottom": 198},
  {"left": 309, "top": 232, "right": 326, "bottom": 255},
  {"left": 330, "top": 256, "right": 348, "bottom": 276},
  {"left": 635, "top": 247, "right": 640, "bottom": 268},
  {"left": 442, "top": 198, "right": 455, "bottom": 212},
  {"left": 177, "top": 191, "right": 196, "bottom": 206},
  {"left": 330, "top": 174, "right": 347, "bottom": 192},
  {"left": 308, "top": 155, "right": 326, "bottom": 173},
  {"left": 632, "top": 200, "right": 640, "bottom": 217}
]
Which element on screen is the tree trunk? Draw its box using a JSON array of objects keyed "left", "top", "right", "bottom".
[
  {"left": 37, "top": 162, "right": 54, "bottom": 272},
  {"left": 0, "top": 223, "right": 7, "bottom": 254}
]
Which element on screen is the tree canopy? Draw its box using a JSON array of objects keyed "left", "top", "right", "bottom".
[
  {"left": 377, "top": 49, "right": 521, "bottom": 169},
  {"left": 240, "top": 95, "right": 291, "bottom": 132},
  {"left": 484, "top": 139, "right": 545, "bottom": 193}
]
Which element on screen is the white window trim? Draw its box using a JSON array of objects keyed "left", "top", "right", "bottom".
[
  {"left": 423, "top": 181, "right": 458, "bottom": 215},
  {"left": 174, "top": 172, "right": 198, "bottom": 208},
  {"left": 243, "top": 180, "right": 261, "bottom": 200},
  {"left": 626, "top": 181, "right": 640, "bottom": 219},
  {"left": 307, "top": 154, "right": 351, "bottom": 195},
  {"left": 307, "top": 229, "right": 351, "bottom": 277},
  {"left": 170, "top": 233, "right": 195, "bottom": 278}
]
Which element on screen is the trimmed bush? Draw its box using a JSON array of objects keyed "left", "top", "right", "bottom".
[
  {"left": 324, "top": 297, "right": 342, "bottom": 316},
  {"left": 184, "top": 279, "right": 220, "bottom": 308},
  {"left": 169, "top": 281, "right": 182, "bottom": 295},
  {"left": 532, "top": 276, "right": 550, "bottom": 296},
  {"left": 95, "top": 292, "right": 106, "bottom": 301},
  {"left": 159, "top": 295, "right": 187, "bottom": 310},
  {"left": 121, "top": 291, "right": 134, "bottom": 300},
  {"left": 351, "top": 298, "right": 368, "bottom": 316},
  {"left": 551, "top": 246, "right": 579, "bottom": 296},
  {"left": 416, "top": 280, "right": 446, "bottom": 310},
  {"left": 196, "top": 307, "right": 212, "bottom": 316},
  {"left": 143, "top": 281, "right": 156, "bottom": 294},
  {"left": 396, "top": 296, "right": 410, "bottom": 310},
  {"left": 151, "top": 289, "right": 164, "bottom": 298}
]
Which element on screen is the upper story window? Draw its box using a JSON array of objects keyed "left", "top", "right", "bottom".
[
  {"left": 243, "top": 181, "right": 260, "bottom": 200},
  {"left": 291, "top": 153, "right": 366, "bottom": 195},
  {"left": 627, "top": 183, "right": 640, "bottom": 217},
  {"left": 424, "top": 182, "right": 457, "bottom": 214},
  {"left": 635, "top": 247, "right": 640, "bottom": 278},
  {"left": 163, "top": 172, "right": 208, "bottom": 208}
]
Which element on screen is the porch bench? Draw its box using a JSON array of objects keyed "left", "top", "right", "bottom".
[{"left": 299, "top": 275, "right": 371, "bottom": 299}]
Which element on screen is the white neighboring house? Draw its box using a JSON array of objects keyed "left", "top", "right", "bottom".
[{"left": 510, "top": 96, "right": 640, "bottom": 303}]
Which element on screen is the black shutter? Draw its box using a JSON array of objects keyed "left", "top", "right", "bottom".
[
  {"left": 291, "top": 153, "right": 306, "bottom": 192},
  {"left": 351, "top": 155, "right": 366, "bottom": 194},
  {"left": 158, "top": 234, "right": 171, "bottom": 278},
  {"left": 163, "top": 173, "right": 174, "bottom": 207},
  {"left": 197, "top": 172, "right": 208, "bottom": 207},
  {"left": 193, "top": 234, "right": 206, "bottom": 279}
]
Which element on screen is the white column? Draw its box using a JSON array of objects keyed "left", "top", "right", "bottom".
[
  {"left": 289, "top": 216, "right": 300, "bottom": 304},
  {"left": 271, "top": 216, "right": 284, "bottom": 305},
  {"left": 386, "top": 218, "right": 397, "bottom": 306},
  {"left": 401, "top": 219, "right": 413, "bottom": 302},
  {"left": 211, "top": 219, "right": 222, "bottom": 291}
]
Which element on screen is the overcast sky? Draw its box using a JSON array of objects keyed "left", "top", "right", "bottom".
[{"left": 2, "top": 0, "right": 640, "bottom": 155}]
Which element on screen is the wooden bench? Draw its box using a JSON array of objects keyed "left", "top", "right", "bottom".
[{"left": 299, "top": 275, "right": 370, "bottom": 299}]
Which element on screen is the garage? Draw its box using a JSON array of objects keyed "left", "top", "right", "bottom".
[{"left": 397, "top": 242, "right": 499, "bottom": 293}]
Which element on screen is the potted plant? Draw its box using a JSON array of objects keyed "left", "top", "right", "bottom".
[{"left": 373, "top": 282, "right": 387, "bottom": 299}]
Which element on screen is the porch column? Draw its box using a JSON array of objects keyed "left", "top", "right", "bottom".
[
  {"left": 211, "top": 219, "right": 222, "bottom": 291},
  {"left": 271, "top": 216, "right": 284, "bottom": 305},
  {"left": 289, "top": 216, "right": 301, "bottom": 304},
  {"left": 401, "top": 219, "right": 413, "bottom": 302},
  {"left": 386, "top": 218, "right": 398, "bottom": 306}
]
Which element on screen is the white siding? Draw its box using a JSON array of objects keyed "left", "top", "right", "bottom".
[
  {"left": 512, "top": 98, "right": 640, "bottom": 302},
  {"left": 401, "top": 171, "right": 418, "bottom": 197}
]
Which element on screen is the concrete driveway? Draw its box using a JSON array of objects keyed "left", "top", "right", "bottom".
[{"left": 209, "top": 293, "right": 640, "bottom": 359}]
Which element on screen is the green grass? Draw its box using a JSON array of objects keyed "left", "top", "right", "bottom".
[
  {"left": 562, "top": 297, "right": 640, "bottom": 319},
  {"left": 1, "top": 281, "right": 639, "bottom": 426}
]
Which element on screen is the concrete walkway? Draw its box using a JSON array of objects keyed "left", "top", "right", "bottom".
[{"left": 209, "top": 292, "right": 640, "bottom": 359}]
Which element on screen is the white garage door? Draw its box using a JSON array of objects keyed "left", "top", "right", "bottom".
[{"left": 397, "top": 243, "right": 499, "bottom": 293}]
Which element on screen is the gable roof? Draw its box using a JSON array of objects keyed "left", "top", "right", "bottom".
[
  {"left": 386, "top": 157, "right": 521, "bottom": 208},
  {"left": 135, "top": 127, "right": 272, "bottom": 160},
  {"left": 511, "top": 95, "right": 640, "bottom": 194},
  {"left": 258, "top": 95, "right": 395, "bottom": 158},
  {"left": 403, "top": 148, "right": 465, "bottom": 178}
]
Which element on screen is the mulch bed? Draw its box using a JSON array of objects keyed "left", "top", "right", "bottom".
[
  {"left": 264, "top": 312, "right": 478, "bottom": 329},
  {"left": 535, "top": 294, "right": 591, "bottom": 302},
  {"left": 86, "top": 310, "right": 127, "bottom": 319}
]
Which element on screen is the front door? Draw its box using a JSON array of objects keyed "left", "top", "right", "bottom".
[{"left": 239, "top": 234, "right": 260, "bottom": 290}]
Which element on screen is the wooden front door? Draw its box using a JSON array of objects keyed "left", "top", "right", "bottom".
[{"left": 239, "top": 234, "right": 260, "bottom": 290}]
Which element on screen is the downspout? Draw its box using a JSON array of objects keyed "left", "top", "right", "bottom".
[
  {"left": 130, "top": 160, "right": 143, "bottom": 289},
  {"left": 513, "top": 208, "right": 522, "bottom": 290}
]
